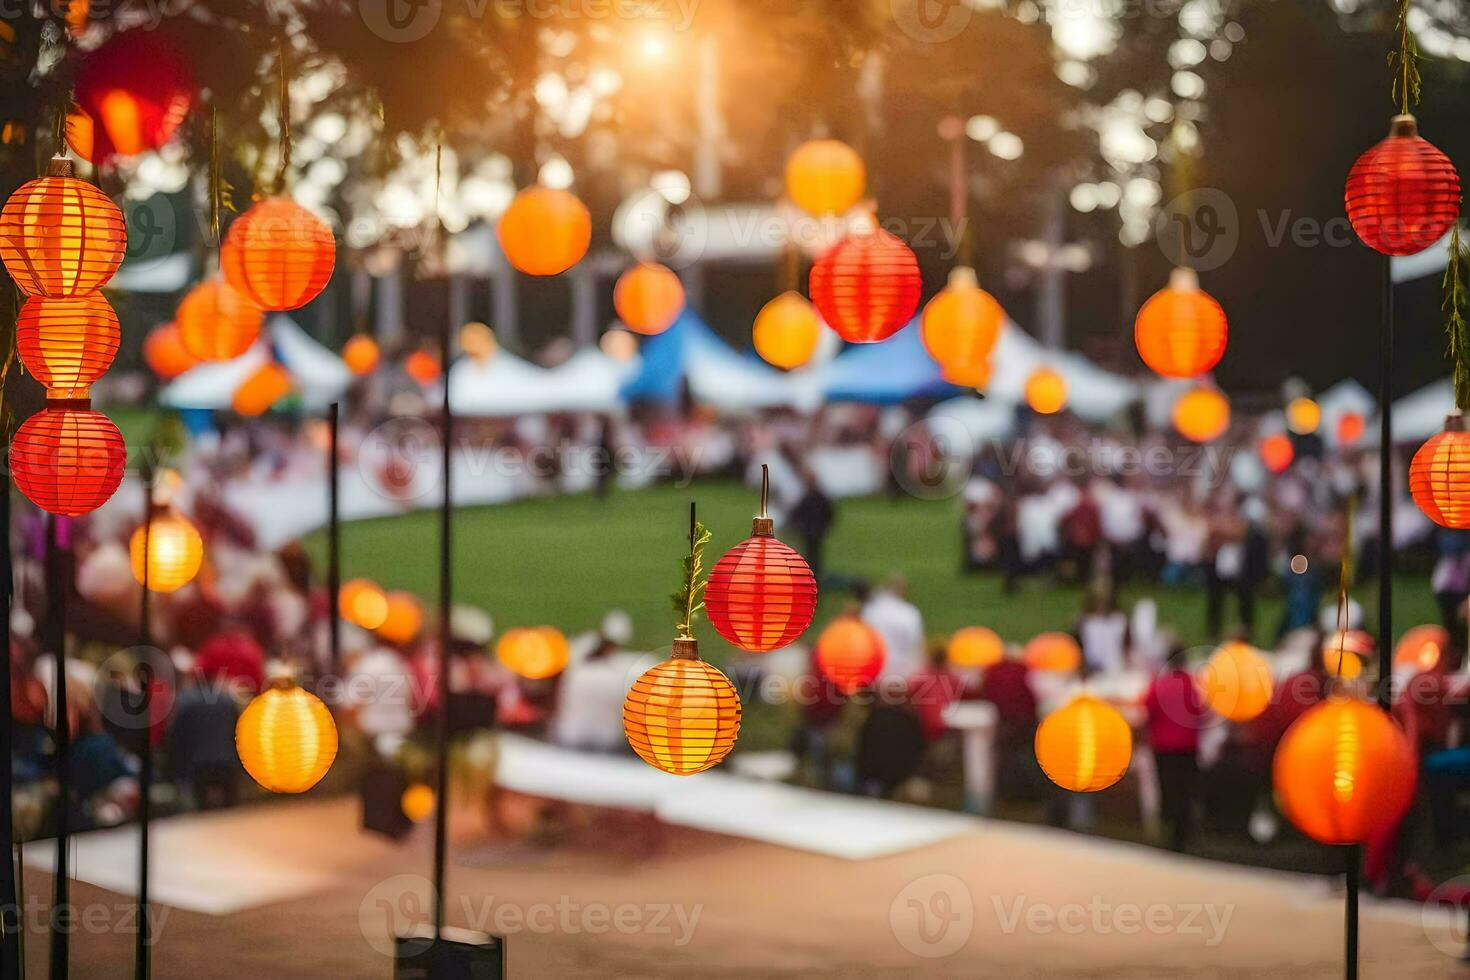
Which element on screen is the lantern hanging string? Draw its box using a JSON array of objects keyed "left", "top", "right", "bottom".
[
  {"left": 275, "top": 34, "right": 292, "bottom": 192},
  {"left": 1389, "top": 0, "right": 1420, "bottom": 113},
  {"left": 759, "top": 464, "right": 770, "bottom": 520},
  {"left": 670, "top": 502, "right": 711, "bottom": 640},
  {"left": 1445, "top": 223, "right": 1470, "bottom": 411},
  {"left": 1331, "top": 496, "right": 1358, "bottom": 680},
  {"left": 948, "top": 119, "right": 972, "bottom": 269},
  {"left": 208, "top": 106, "right": 235, "bottom": 247}
]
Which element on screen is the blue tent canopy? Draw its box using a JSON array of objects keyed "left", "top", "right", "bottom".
[
  {"left": 822, "top": 322, "right": 961, "bottom": 404},
  {"left": 621, "top": 310, "right": 716, "bottom": 403}
]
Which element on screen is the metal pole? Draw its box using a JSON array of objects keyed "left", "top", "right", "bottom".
[
  {"left": 135, "top": 470, "right": 154, "bottom": 980},
  {"left": 0, "top": 423, "right": 20, "bottom": 979},
  {"left": 1377, "top": 258, "right": 1394, "bottom": 714},
  {"left": 431, "top": 303, "right": 453, "bottom": 936},
  {"left": 327, "top": 403, "right": 341, "bottom": 679},
  {"left": 46, "top": 514, "right": 68, "bottom": 980},
  {"left": 1345, "top": 848, "right": 1360, "bottom": 980}
]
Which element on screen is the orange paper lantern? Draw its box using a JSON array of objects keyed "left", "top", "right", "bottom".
[
  {"left": 1133, "top": 267, "right": 1227, "bottom": 378},
  {"left": 1286, "top": 397, "right": 1321, "bottom": 435},
  {"left": 948, "top": 627, "right": 1003, "bottom": 669},
  {"left": 130, "top": 510, "right": 204, "bottom": 593},
  {"left": 809, "top": 228, "right": 921, "bottom": 344},
  {"left": 1345, "top": 115, "right": 1461, "bottom": 256},
  {"left": 921, "top": 267, "right": 1004, "bottom": 373},
  {"left": 404, "top": 350, "right": 441, "bottom": 386},
  {"left": 221, "top": 198, "right": 336, "bottom": 311},
  {"left": 496, "top": 627, "right": 571, "bottom": 680},
  {"left": 1172, "top": 386, "right": 1230, "bottom": 443},
  {"left": 236, "top": 678, "right": 339, "bottom": 794},
  {"left": 342, "top": 334, "right": 381, "bottom": 376},
  {"left": 815, "top": 616, "right": 885, "bottom": 693},
  {"left": 942, "top": 358, "right": 994, "bottom": 390},
  {"left": 376, "top": 591, "right": 424, "bottom": 645},
  {"left": 1410, "top": 416, "right": 1470, "bottom": 529},
  {"left": 1024, "top": 368, "right": 1068, "bottom": 415},
  {"left": 705, "top": 519, "right": 818, "bottom": 653},
  {"left": 1023, "top": 632, "right": 1081, "bottom": 673},
  {"left": 176, "top": 279, "right": 264, "bottom": 362},
  {"left": 11, "top": 406, "right": 125, "bottom": 516},
  {"left": 623, "top": 639, "right": 741, "bottom": 775},
  {"left": 1259, "top": 433, "right": 1295, "bottom": 474},
  {"left": 17, "top": 293, "right": 120, "bottom": 397},
  {"left": 401, "top": 784, "right": 435, "bottom": 823},
  {"left": 614, "top": 263, "right": 685, "bottom": 336},
  {"left": 1035, "top": 694, "right": 1133, "bottom": 793},
  {"left": 1272, "top": 697, "right": 1416, "bottom": 844},
  {"left": 785, "top": 139, "right": 866, "bottom": 216},
  {"left": 459, "top": 322, "right": 498, "bottom": 364},
  {"left": 232, "top": 362, "right": 292, "bottom": 417},
  {"left": 1198, "top": 641, "right": 1272, "bottom": 722},
  {"left": 339, "top": 579, "right": 390, "bottom": 630},
  {"left": 1395, "top": 624, "right": 1449, "bottom": 673},
  {"left": 0, "top": 159, "right": 126, "bottom": 297},
  {"left": 752, "top": 291, "right": 821, "bottom": 370},
  {"left": 1322, "top": 629, "right": 1372, "bottom": 680},
  {"left": 497, "top": 186, "right": 591, "bottom": 276},
  {"left": 143, "top": 322, "right": 201, "bottom": 380}
]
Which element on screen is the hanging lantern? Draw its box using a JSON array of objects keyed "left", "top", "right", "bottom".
[
  {"left": 1322, "top": 629, "right": 1372, "bottom": 680},
  {"left": 73, "top": 28, "right": 193, "bottom": 162},
  {"left": 143, "top": 322, "right": 200, "bottom": 380},
  {"left": 815, "top": 616, "right": 885, "bottom": 694},
  {"left": 1034, "top": 694, "right": 1133, "bottom": 793},
  {"left": 129, "top": 509, "right": 204, "bottom": 593},
  {"left": 339, "top": 578, "right": 389, "bottom": 630},
  {"left": 1259, "top": 433, "right": 1295, "bottom": 474},
  {"left": 752, "top": 291, "right": 821, "bottom": 370},
  {"left": 401, "top": 783, "right": 435, "bottom": 823},
  {"left": 342, "top": 334, "right": 380, "bottom": 376},
  {"left": 1023, "top": 632, "right": 1081, "bottom": 673},
  {"left": 1337, "top": 411, "right": 1366, "bottom": 445},
  {"left": 221, "top": 198, "right": 336, "bottom": 311},
  {"left": 1133, "top": 267, "right": 1227, "bottom": 378},
  {"left": 0, "top": 158, "right": 125, "bottom": 297},
  {"left": 1172, "top": 386, "right": 1230, "bottom": 443},
  {"left": 1345, "top": 115, "right": 1461, "bottom": 256},
  {"left": 459, "top": 322, "right": 498, "bottom": 364},
  {"left": 1410, "top": 413, "right": 1470, "bottom": 529},
  {"left": 614, "top": 263, "right": 685, "bottom": 336},
  {"left": 376, "top": 591, "right": 424, "bottom": 645},
  {"left": 1286, "top": 397, "right": 1321, "bottom": 435},
  {"left": 497, "top": 186, "right": 591, "bottom": 276},
  {"left": 63, "top": 109, "right": 96, "bottom": 164},
  {"left": 600, "top": 329, "right": 638, "bottom": 363},
  {"left": 705, "top": 479, "right": 818, "bottom": 653},
  {"left": 809, "top": 228, "right": 921, "bottom": 344},
  {"left": 785, "top": 139, "right": 866, "bottom": 216},
  {"left": 921, "top": 267, "right": 1004, "bottom": 373},
  {"left": 232, "top": 362, "right": 292, "bottom": 417},
  {"left": 1024, "top": 368, "right": 1068, "bottom": 415},
  {"left": 948, "top": 627, "right": 1003, "bottom": 669},
  {"left": 496, "top": 626, "right": 571, "bottom": 680},
  {"left": 236, "top": 675, "right": 339, "bottom": 794},
  {"left": 404, "top": 350, "right": 441, "bottom": 386},
  {"left": 17, "top": 292, "right": 120, "bottom": 397},
  {"left": 1395, "top": 624, "right": 1449, "bottom": 673},
  {"left": 623, "top": 637, "right": 741, "bottom": 775},
  {"left": 176, "top": 279, "right": 264, "bottom": 362},
  {"left": 12, "top": 406, "right": 125, "bottom": 516},
  {"left": 1198, "top": 641, "right": 1272, "bottom": 722},
  {"left": 942, "top": 358, "right": 993, "bottom": 390},
  {"left": 1271, "top": 697, "right": 1416, "bottom": 844}
]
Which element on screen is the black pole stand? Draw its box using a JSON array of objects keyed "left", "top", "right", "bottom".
[
  {"left": 0, "top": 423, "right": 21, "bottom": 979},
  {"left": 45, "top": 514, "right": 69, "bottom": 980},
  {"left": 328, "top": 403, "right": 342, "bottom": 680},
  {"left": 431, "top": 303, "right": 452, "bottom": 940},
  {"left": 135, "top": 469, "right": 155, "bottom": 980}
]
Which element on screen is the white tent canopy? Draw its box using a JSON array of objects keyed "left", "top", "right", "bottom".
[
  {"left": 1390, "top": 378, "right": 1454, "bottom": 443},
  {"left": 983, "top": 322, "right": 1143, "bottom": 422},
  {"left": 159, "top": 316, "right": 351, "bottom": 412},
  {"left": 447, "top": 348, "right": 636, "bottom": 417}
]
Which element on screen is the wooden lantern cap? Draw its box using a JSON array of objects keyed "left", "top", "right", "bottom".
[
  {"left": 751, "top": 517, "right": 775, "bottom": 536},
  {"left": 44, "top": 396, "right": 91, "bottom": 410},
  {"left": 671, "top": 637, "right": 700, "bottom": 660},
  {"left": 47, "top": 157, "right": 75, "bottom": 178},
  {"left": 1446, "top": 409, "right": 1464, "bottom": 433},
  {"left": 1389, "top": 114, "right": 1418, "bottom": 139},
  {"left": 265, "top": 661, "right": 299, "bottom": 689},
  {"left": 947, "top": 266, "right": 979, "bottom": 290},
  {"left": 1168, "top": 266, "right": 1199, "bottom": 292}
]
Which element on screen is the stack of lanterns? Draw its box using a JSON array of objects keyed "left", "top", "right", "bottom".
[
  {"left": 921, "top": 267, "right": 1004, "bottom": 388},
  {"left": 2, "top": 158, "right": 128, "bottom": 516}
]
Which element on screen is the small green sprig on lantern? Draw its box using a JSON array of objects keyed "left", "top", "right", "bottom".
[{"left": 669, "top": 516, "right": 712, "bottom": 641}]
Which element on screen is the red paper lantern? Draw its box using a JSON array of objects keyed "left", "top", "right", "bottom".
[
  {"left": 12, "top": 405, "right": 126, "bottom": 516},
  {"left": 1259, "top": 433, "right": 1295, "bottom": 474},
  {"left": 17, "top": 292, "right": 120, "bottom": 397},
  {"left": 143, "top": 322, "right": 201, "bottom": 380},
  {"left": 221, "top": 198, "right": 336, "bottom": 311},
  {"left": 1345, "top": 115, "right": 1461, "bottom": 256},
  {"left": 1337, "top": 411, "right": 1366, "bottom": 445},
  {"left": 74, "top": 29, "right": 194, "bottom": 162},
  {"left": 921, "top": 266, "right": 1004, "bottom": 372},
  {"left": 809, "top": 228, "right": 921, "bottom": 344},
  {"left": 1134, "top": 267, "right": 1228, "bottom": 378},
  {"left": 0, "top": 159, "right": 126, "bottom": 297},
  {"left": 706, "top": 518, "right": 818, "bottom": 653},
  {"left": 404, "top": 350, "right": 440, "bottom": 385},
  {"left": 614, "top": 263, "right": 685, "bottom": 336},
  {"left": 1410, "top": 414, "right": 1470, "bottom": 529},
  {"left": 176, "top": 279, "right": 263, "bottom": 362},
  {"left": 815, "top": 616, "right": 885, "bottom": 693}
]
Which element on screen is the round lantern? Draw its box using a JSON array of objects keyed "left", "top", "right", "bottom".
[
  {"left": 404, "top": 350, "right": 441, "bottom": 386},
  {"left": 1024, "top": 367, "right": 1068, "bottom": 415},
  {"left": 921, "top": 267, "right": 1004, "bottom": 374},
  {"left": 1337, "top": 411, "right": 1366, "bottom": 445},
  {"left": 1172, "top": 387, "right": 1230, "bottom": 443},
  {"left": 176, "top": 279, "right": 263, "bottom": 362},
  {"left": 74, "top": 28, "right": 193, "bottom": 162},
  {"left": 1271, "top": 697, "right": 1416, "bottom": 844},
  {"left": 1198, "top": 641, "right": 1273, "bottom": 722},
  {"left": 600, "top": 329, "right": 638, "bottom": 363},
  {"left": 496, "top": 626, "right": 571, "bottom": 680},
  {"left": 1322, "top": 629, "right": 1372, "bottom": 680},
  {"left": 752, "top": 291, "right": 821, "bottom": 370},
  {"left": 1133, "top": 267, "right": 1227, "bottom": 378},
  {"left": 401, "top": 784, "right": 435, "bottom": 823},
  {"left": 339, "top": 578, "right": 390, "bottom": 630},
  {"left": 376, "top": 591, "right": 424, "bottom": 645},
  {"left": 17, "top": 293, "right": 120, "bottom": 397},
  {"left": 1023, "top": 632, "right": 1082, "bottom": 673},
  {"left": 1259, "top": 433, "right": 1295, "bottom": 474},
  {"left": 1345, "top": 115, "right": 1461, "bottom": 256},
  {"left": 236, "top": 677, "right": 339, "bottom": 794},
  {"left": 623, "top": 638, "right": 741, "bottom": 775},
  {"left": 221, "top": 198, "right": 336, "bottom": 311},
  {"left": 809, "top": 228, "right": 921, "bottom": 344},
  {"left": 1034, "top": 694, "right": 1133, "bottom": 793},
  {"left": 342, "top": 334, "right": 380, "bottom": 376},
  {"left": 143, "top": 322, "right": 200, "bottom": 380},
  {"left": 1410, "top": 414, "right": 1470, "bottom": 529},
  {"left": 1395, "top": 624, "right": 1449, "bottom": 673},
  {"left": 0, "top": 159, "right": 126, "bottom": 297},
  {"left": 943, "top": 358, "right": 993, "bottom": 390},
  {"left": 459, "top": 322, "right": 497, "bottom": 364},
  {"left": 1286, "top": 397, "right": 1321, "bottom": 435},
  {"left": 12, "top": 406, "right": 125, "bottom": 516},
  {"left": 614, "top": 263, "right": 685, "bottom": 336},
  {"left": 705, "top": 517, "right": 818, "bottom": 653},
  {"left": 948, "top": 627, "right": 1003, "bottom": 669},
  {"left": 232, "top": 362, "right": 292, "bottom": 417},
  {"left": 785, "top": 139, "right": 866, "bottom": 216},
  {"left": 497, "top": 186, "right": 591, "bottom": 276},
  {"left": 129, "top": 510, "right": 203, "bottom": 593},
  {"left": 814, "top": 616, "right": 885, "bottom": 693}
]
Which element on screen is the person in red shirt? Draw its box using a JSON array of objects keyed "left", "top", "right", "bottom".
[{"left": 1145, "top": 642, "right": 1209, "bottom": 851}]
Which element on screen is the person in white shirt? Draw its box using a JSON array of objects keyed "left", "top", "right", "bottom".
[{"left": 861, "top": 576, "right": 926, "bottom": 681}]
